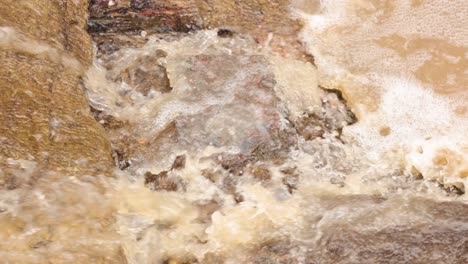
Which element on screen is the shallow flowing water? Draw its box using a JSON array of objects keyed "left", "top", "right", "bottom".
[{"left": 1, "top": 0, "right": 467, "bottom": 263}]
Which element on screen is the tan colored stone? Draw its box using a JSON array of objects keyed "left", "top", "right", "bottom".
[
  {"left": 0, "top": 0, "right": 113, "bottom": 174},
  {"left": 1, "top": 1, "right": 120, "bottom": 260}
]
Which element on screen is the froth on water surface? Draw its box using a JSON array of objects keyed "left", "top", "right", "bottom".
[
  {"left": 83, "top": 26, "right": 468, "bottom": 262},
  {"left": 294, "top": 0, "right": 468, "bottom": 186},
  {"left": 2, "top": 0, "right": 468, "bottom": 263}
]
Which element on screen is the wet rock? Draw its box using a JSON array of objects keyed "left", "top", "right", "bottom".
[
  {"left": 91, "top": 106, "right": 127, "bottom": 129},
  {"left": 195, "top": 0, "right": 307, "bottom": 59},
  {"left": 103, "top": 51, "right": 296, "bottom": 173},
  {"left": 217, "top": 154, "right": 251, "bottom": 176},
  {"left": 281, "top": 167, "right": 299, "bottom": 194},
  {"left": 201, "top": 169, "right": 218, "bottom": 183},
  {"left": 305, "top": 197, "right": 468, "bottom": 264},
  {"left": 112, "top": 147, "right": 132, "bottom": 170},
  {"left": 171, "top": 155, "right": 186, "bottom": 170},
  {"left": 294, "top": 90, "right": 357, "bottom": 141},
  {"left": 309, "top": 225, "right": 468, "bottom": 264},
  {"left": 249, "top": 165, "right": 272, "bottom": 181},
  {"left": 1, "top": 0, "right": 93, "bottom": 65},
  {"left": 217, "top": 29, "right": 235, "bottom": 38},
  {"left": 88, "top": 0, "right": 311, "bottom": 61},
  {"left": 200, "top": 166, "right": 244, "bottom": 203},
  {"left": 294, "top": 113, "right": 327, "bottom": 141},
  {"left": 0, "top": 172, "right": 17, "bottom": 190},
  {"left": 88, "top": 0, "right": 201, "bottom": 34},
  {"left": 201, "top": 253, "right": 225, "bottom": 264},
  {"left": 0, "top": 1, "right": 113, "bottom": 174},
  {"left": 436, "top": 181, "right": 466, "bottom": 196},
  {"left": 195, "top": 200, "right": 220, "bottom": 224},
  {"left": 407, "top": 198, "right": 468, "bottom": 223},
  {"left": 234, "top": 196, "right": 468, "bottom": 264},
  {"left": 0, "top": 1, "right": 123, "bottom": 262},
  {"left": 251, "top": 239, "right": 299, "bottom": 264},
  {"left": 144, "top": 170, "right": 178, "bottom": 191},
  {"left": 105, "top": 129, "right": 143, "bottom": 170},
  {"left": 116, "top": 54, "right": 172, "bottom": 95},
  {"left": 89, "top": 0, "right": 114, "bottom": 13}
]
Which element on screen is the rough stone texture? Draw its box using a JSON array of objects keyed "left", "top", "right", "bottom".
[
  {"left": 195, "top": 0, "right": 306, "bottom": 59},
  {"left": 103, "top": 53, "right": 297, "bottom": 174},
  {"left": 247, "top": 197, "right": 468, "bottom": 264},
  {"left": 88, "top": 0, "right": 310, "bottom": 60},
  {"left": 0, "top": 0, "right": 93, "bottom": 66},
  {"left": 114, "top": 51, "right": 172, "bottom": 95},
  {"left": 307, "top": 226, "right": 468, "bottom": 264},
  {"left": 304, "top": 197, "right": 468, "bottom": 264},
  {"left": 0, "top": 2, "right": 121, "bottom": 261},
  {"left": 0, "top": 0, "right": 113, "bottom": 174},
  {"left": 88, "top": 0, "right": 200, "bottom": 34}
]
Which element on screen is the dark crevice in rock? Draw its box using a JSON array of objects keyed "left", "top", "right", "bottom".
[
  {"left": 438, "top": 181, "right": 465, "bottom": 196},
  {"left": 319, "top": 86, "right": 358, "bottom": 142},
  {"left": 144, "top": 155, "right": 189, "bottom": 191},
  {"left": 112, "top": 148, "right": 132, "bottom": 170},
  {"left": 319, "top": 86, "right": 358, "bottom": 126},
  {"left": 144, "top": 170, "right": 179, "bottom": 192},
  {"left": 90, "top": 106, "right": 126, "bottom": 130},
  {"left": 171, "top": 155, "right": 186, "bottom": 170},
  {"left": 115, "top": 54, "right": 172, "bottom": 96},
  {"left": 217, "top": 28, "right": 235, "bottom": 38}
]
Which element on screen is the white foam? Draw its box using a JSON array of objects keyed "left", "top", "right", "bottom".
[{"left": 294, "top": 0, "right": 468, "bottom": 183}]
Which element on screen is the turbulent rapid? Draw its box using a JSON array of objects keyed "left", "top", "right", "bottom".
[{"left": 1, "top": 0, "right": 467, "bottom": 263}]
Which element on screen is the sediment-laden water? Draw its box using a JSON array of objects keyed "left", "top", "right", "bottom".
[{"left": 1, "top": 1, "right": 467, "bottom": 263}]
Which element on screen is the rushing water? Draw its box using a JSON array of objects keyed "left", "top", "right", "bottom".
[
  {"left": 293, "top": 0, "right": 468, "bottom": 185},
  {"left": 1, "top": 1, "right": 468, "bottom": 263}
]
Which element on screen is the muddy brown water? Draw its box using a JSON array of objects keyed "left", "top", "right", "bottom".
[{"left": 1, "top": 0, "right": 467, "bottom": 263}]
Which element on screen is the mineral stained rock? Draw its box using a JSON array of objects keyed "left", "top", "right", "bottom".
[
  {"left": 0, "top": 1, "right": 122, "bottom": 263},
  {"left": 0, "top": 0, "right": 113, "bottom": 174},
  {"left": 88, "top": 0, "right": 309, "bottom": 60}
]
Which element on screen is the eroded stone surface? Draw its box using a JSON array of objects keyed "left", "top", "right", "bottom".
[
  {"left": 0, "top": 1, "right": 121, "bottom": 262},
  {"left": 0, "top": 0, "right": 113, "bottom": 174},
  {"left": 88, "top": 0, "right": 310, "bottom": 60}
]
